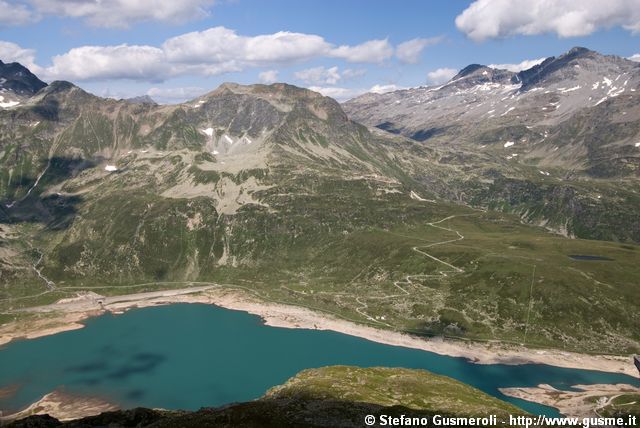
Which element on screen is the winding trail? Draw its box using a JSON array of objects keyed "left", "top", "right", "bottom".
[
  {"left": 523, "top": 264, "right": 537, "bottom": 345},
  {"left": 5, "top": 163, "right": 50, "bottom": 209},
  {"left": 32, "top": 249, "right": 56, "bottom": 291},
  {"left": 354, "top": 214, "right": 473, "bottom": 325},
  {"left": 5, "top": 214, "right": 473, "bottom": 328}
]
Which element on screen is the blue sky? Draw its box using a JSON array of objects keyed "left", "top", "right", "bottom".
[{"left": 1, "top": 0, "right": 639, "bottom": 102}]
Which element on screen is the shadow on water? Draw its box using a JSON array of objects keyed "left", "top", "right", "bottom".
[
  {"left": 105, "top": 353, "right": 167, "bottom": 381},
  {"left": 65, "top": 361, "right": 111, "bottom": 374},
  {"left": 0, "top": 156, "right": 99, "bottom": 231},
  {"left": 70, "top": 353, "right": 167, "bottom": 386}
]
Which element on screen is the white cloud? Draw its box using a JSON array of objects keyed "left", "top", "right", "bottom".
[
  {"left": 294, "top": 66, "right": 365, "bottom": 85},
  {"left": 369, "top": 84, "right": 403, "bottom": 94},
  {"left": 0, "top": 40, "right": 40, "bottom": 71},
  {"left": 307, "top": 85, "right": 366, "bottom": 101},
  {"left": 26, "top": 0, "right": 215, "bottom": 28},
  {"left": 395, "top": 37, "right": 442, "bottom": 64},
  {"left": 295, "top": 66, "right": 341, "bottom": 85},
  {"left": 4, "top": 28, "right": 390, "bottom": 84},
  {"left": 489, "top": 57, "right": 546, "bottom": 72},
  {"left": 146, "top": 86, "right": 206, "bottom": 103},
  {"left": 342, "top": 68, "right": 367, "bottom": 79},
  {"left": 628, "top": 53, "right": 640, "bottom": 62},
  {"left": 0, "top": 1, "right": 36, "bottom": 26},
  {"left": 45, "top": 27, "right": 333, "bottom": 81},
  {"left": 163, "top": 27, "right": 330, "bottom": 66},
  {"left": 44, "top": 44, "right": 167, "bottom": 81},
  {"left": 330, "top": 39, "right": 393, "bottom": 63},
  {"left": 456, "top": 0, "right": 640, "bottom": 41},
  {"left": 427, "top": 68, "right": 457, "bottom": 84},
  {"left": 308, "top": 83, "right": 406, "bottom": 102},
  {"left": 258, "top": 70, "right": 278, "bottom": 84}
]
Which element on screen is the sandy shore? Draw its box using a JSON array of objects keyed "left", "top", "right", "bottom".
[
  {"left": 1, "top": 285, "right": 636, "bottom": 378},
  {"left": 0, "top": 389, "right": 118, "bottom": 422},
  {"left": 500, "top": 383, "right": 640, "bottom": 418}
]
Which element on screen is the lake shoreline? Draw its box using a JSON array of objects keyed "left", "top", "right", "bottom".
[
  {"left": 1, "top": 285, "right": 635, "bottom": 378},
  {"left": 500, "top": 383, "right": 640, "bottom": 418}
]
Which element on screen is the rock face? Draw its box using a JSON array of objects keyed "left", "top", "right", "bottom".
[
  {"left": 344, "top": 47, "right": 640, "bottom": 146},
  {"left": 0, "top": 60, "right": 47, "bottom": 109},
  {"left": 123, "top": 95, "right": 157, "bottom": 105},
  {"left": 0, "top": 60, "right": 47, "bottom": 96}
]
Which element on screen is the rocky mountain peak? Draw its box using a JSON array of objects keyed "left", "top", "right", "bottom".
[
  {"left": 451, "top": 64, "right": 516, "bottom": 88},
  {"left": 516, "top": 46, "right": 636, "bottom": 90},
  {"left": 195, "top": 82, "right": 350, "bottom": 125},
  {"left": 124, "top": 95, "right": 157, "bottom": 105},
  {"left": 0, "top": 59, "right": 47, "bottom": 96},
  {"left": 453, "top": 64, "right": 487, "bottom": 79}
]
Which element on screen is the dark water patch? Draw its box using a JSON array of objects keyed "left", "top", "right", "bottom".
[
  {"left": 106, "top": 353, "right": 166, "bottom": 380},
  {"left": 126, "top": 389, "right": 146, "bottom": 400},
  {"left": 66, "top": 361, "right": 110, "bottom": 374},
  {"left": 1, "top": 304, "right": 639, "bottom": 417},
  {"left": 569, "top": 255, "right": 613, "bottom": 261}
]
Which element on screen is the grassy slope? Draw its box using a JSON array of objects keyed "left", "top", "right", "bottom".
[
  {"left": 1, "top": 85, "right": 639, "bottom": 355},
  {"left": 265, "top": 366, "right": 524, "bottom": 417},
  {"left": 2, "top": 172, "right": 638, "bottom": 354},
  {"left": 600, "top": 393, "right": 640, "bottom": 418}
]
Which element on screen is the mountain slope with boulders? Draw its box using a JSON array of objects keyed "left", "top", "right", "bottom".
[{"left": 344, "top": 47, "right": 640, "bottom": 242}]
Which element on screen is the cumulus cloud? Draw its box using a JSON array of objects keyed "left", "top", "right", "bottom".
[
  {"left": 41, "top": 27, "right": 331, "bottom": 81},
  {"left": 44, "top": 44, "right": 167, "bottom": 81},
  {"left": 628, "top": 53, "right": 640, "bottom": 62},
  {"left": 456, "top": 0, "right": 640, "bottom": 41},
  {"left": 5, "top": 0, "right": 215, "bottom": 28},
  {"left": 0, "top": 40, "right": 40, "bottom": 71},
  {"left": 395, "top": 37, "right": 443, "bottom": 64},
  {"left": 0, "top": 1, "right": 36, "bottom": 26},
  {"left": 295, "top": 66, "right": 341, "bottom": 85},
  {"left": 146, "top": 86, "right": 206, "bottom": 103},
  {"left": 163, "top": 27, "right": 330, "bottom": 65},
  {"left": 307, "top": 85, "right": 365, "bottom": 101},
  {"left": 489, "top": 57, "right": 546, "bottom": 72},
  {"left": 342, "top": 68, "right": 367, "bottom": 79},
  {"left": 258, "top": 70, "right": 279, "bottom": 84},
  {"left": 294, "top": 66, "right": 364, "bottom": 85},
  {"left": 9, "top": 26, "right": 396, "bottom": 83},
  {"left": 308, "top": 82, "right": 405, "bottom": 101},
  {"left": 369, "top": 84, "right": 403, "bottom": 94},
  {"left": 426, "top": 67, "right": 457, "bottom": 84},
  {"left": 329, "top": 39, "right": 393, "bottom": 63}
]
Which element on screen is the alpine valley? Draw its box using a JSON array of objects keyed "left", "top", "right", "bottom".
[{"left": 1, "top": 46, "right": 640, "bottom": 425}]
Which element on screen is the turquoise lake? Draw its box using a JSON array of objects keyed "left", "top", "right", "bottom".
[{"left": 1, "top": 303, "right": 639, "bottom": 416}]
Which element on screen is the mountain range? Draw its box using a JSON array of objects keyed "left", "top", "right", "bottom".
[
  {"left": 0, "top": 47, "right": 639, "bottom": 355},
  {"left": 345, "top": 47, "right": 640, "bottom": 241}
]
